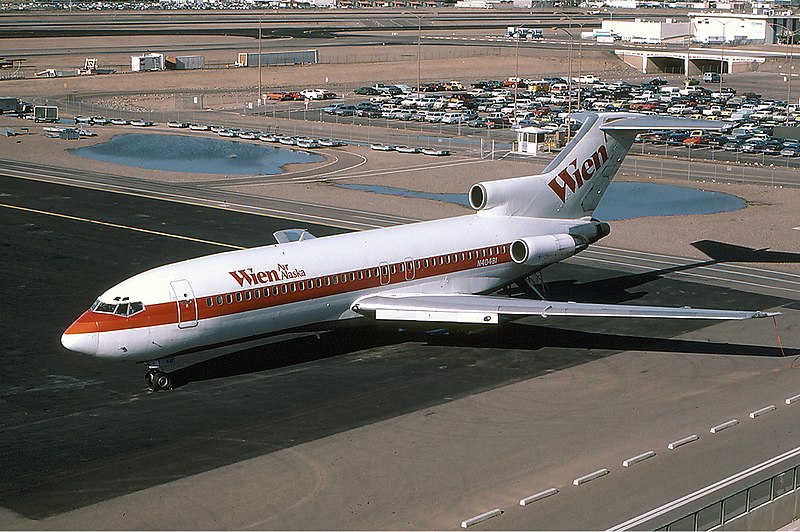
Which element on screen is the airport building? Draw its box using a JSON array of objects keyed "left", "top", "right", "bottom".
[
  {"left": 601, "top": 18, "right": 691, "bottom": 43},
  {"left": 689, "top": 12, "right": 800, "bottom": 44}
]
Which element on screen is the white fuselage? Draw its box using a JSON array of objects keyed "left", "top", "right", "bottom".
[{"left": 62, "top": 213, "right": 597, "bottom": 362}]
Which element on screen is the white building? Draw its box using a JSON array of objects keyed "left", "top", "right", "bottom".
[
  {"left": 689, "top": 12, "right": 800, "bottom": 44},
  {"left": 602, "top": 18, "right": 691, "bottom": 43}
]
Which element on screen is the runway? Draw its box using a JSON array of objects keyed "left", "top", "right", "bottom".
[{"left": 1, "top": 172, "right": 797, "bottom": 529}]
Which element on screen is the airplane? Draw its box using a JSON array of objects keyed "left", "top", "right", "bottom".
[{"left": 61, "top": 112, "right": 777, "bottom": 391}]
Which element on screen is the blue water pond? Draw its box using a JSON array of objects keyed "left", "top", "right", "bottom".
[
  {"left": 336, "top": 182, "right": 745, "bottom": 221},
  {"left": 72, "top": 134, "right": 323, "bottom": 175}
]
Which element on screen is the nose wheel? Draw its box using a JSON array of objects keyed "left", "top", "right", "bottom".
[{"left": 145, "top": 369, "right": 172, "bottom": 392}]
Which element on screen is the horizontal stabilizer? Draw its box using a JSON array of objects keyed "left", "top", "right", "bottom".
[
  {"left": 351, "top": 294, "right": 776, "bottom": 324},
  {"left": 596, "top": 114, "right": 725, "bottom": 132},
  {"left": 273, "top": 229, "right": 317, "bottom": 244}
]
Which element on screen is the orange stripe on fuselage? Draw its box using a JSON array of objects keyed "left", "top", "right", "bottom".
[{"left": 65, "top": 244, "right": 514, "bottom": 335}]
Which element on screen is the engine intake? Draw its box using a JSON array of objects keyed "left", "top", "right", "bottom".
[{"left": 510, "top": 234, "right": 580, "bottom": 267}]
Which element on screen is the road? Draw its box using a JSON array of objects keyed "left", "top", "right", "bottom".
[{"left": 1, "top": 165, "right": 798, "bottom": 529}]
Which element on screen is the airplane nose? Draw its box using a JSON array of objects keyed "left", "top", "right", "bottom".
[{"left": 61, "top": 313, "right": 100, "bottom": 356}]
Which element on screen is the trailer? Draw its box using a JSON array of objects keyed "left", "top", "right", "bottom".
[
  {"left": 0, "top": 97, "right": 32, "bottom": 115},
  {"left": 165, "top": 55, "right": 204, "bottom": 70},
  {"left": 131, "top": 53, "right": 165, "bottom": 72},
  {"left": 235, "top": 50, "right": 318, "bottom": 68},
  {"left": 34, "top": 105, "right": 58, "bottom": 122}
]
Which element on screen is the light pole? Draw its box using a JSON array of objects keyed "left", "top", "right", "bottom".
[
  {"left": 716, "top": 18, "right": 739, "bottom": 93},
  {"left": 554, "top": 27, "right": 574, "bottom": 140},
  {"left": 773, "top": 22, "right": 797, "bottom": 124},
  {"left": 258, "top": 15, "right": 262, "bottom": 105},
  {"left": 513, "top": 26, "right": 524, "bottom": 123},
  {"left": 403, "top": 11, "right": 425, "bottom": 97}
]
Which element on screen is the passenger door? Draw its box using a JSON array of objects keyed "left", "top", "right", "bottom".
[{"left": 171, "top": 279, "right": 198, "bottom": 329}]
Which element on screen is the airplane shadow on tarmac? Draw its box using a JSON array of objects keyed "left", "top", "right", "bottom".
[
  {"left": 167, "top": 319, "right": 797, "bottom": 390},
  {"left": 168, "top": 239, "right": 800, "bottom": 389}
]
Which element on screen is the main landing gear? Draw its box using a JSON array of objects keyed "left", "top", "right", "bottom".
[{"left": 145, "top": 359, "right": 174, "bottom": 392}]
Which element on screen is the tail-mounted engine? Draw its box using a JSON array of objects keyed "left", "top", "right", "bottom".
[{"left": 510, "top": 234, "right": 583, "bottom": 267}]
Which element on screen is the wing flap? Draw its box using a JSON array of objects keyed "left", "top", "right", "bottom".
[{"left": 352, "top": 294, "right": 776, "bottom": 323}]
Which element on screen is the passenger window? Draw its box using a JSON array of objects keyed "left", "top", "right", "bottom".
[
  {"left": 216, "top": 295, "right": 223, "bottom": 305},
  {"left": 341, "top": 274, "right": 347, "bottom": 283},
  {"left": 235, "top": 293, "right": 242, "bottom": 303},
  {"left": 226, "top": 294, "right": 233, "bottom": 304},
  {"left": 281, "top": 284, "right": 288, "bottom": 294},
  {"left": 254, "top": 289, "right": 261, "bottom": 298},
  {"left": 424, "top": 259, "right": 429, "bottom": 268},
  {"left": 398, "top": 263, "right": 404, "bottom": 273},
  {"left": 307, "top": 280, "right": 313, "bottom": 289},
  {"left": 365, "top": 269, "right": 370, "bottom": 279},
  {"left": 460, "top": 253, "right": 465, "bottom": 261},
  {"left": 206, "top": 297, "right": 213, "bottom": 307},
  {"left": 390, "top": 265, "right": 396, "bottom": 274},
  {"left": 374, "top": 267, "right": 379, "bottom": 277},
  {"left": 325, "top": 277, "right": 331, "bottom": 286},
  {"left": 272, "top": 286, "right": 279, "bottom": 296},
  {"left": 358, "top": 271, "right": 364, "bottom": 280},
  {"left": 415, "top": 260, "right": 421, "bottom": 269},
  {"left": 245, "top": 291, "right": 252, "bottom": 301},
  {"left": 289, "top": 283, "right": 295, "bottom": 292},
  {"left": 350, "top": 272, "right": 356, "bottom": 281},
  {"left": 299, "top": 282, "right": 305, "bottom": 291}
]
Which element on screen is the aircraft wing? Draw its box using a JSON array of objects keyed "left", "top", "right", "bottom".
[{"left": 350, "top": 294, "right": 776, "bottom": 324}]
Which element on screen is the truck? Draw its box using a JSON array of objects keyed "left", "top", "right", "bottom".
[
  {"left": 506, "top": 27, "right": 544, "bottom": 39},
  {"left": 0, "top": 97, "right": 31, "bottom": 115},
  {"left": 34, "top": 105, "right": 58, "bottom": 122}
]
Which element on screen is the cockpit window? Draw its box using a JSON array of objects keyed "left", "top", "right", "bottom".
[{"left": 91, "top": 298, "right": 145, "bottom": 317}]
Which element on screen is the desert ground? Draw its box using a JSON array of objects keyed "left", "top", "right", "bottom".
[{"left": 1, "top": 31, "right": 798, "bottom": 272}]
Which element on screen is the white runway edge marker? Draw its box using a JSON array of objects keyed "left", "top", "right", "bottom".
[
  {"left": 750, "top": 405, "right": 777, "bottom": 418},
  {"left": 623, "top": 451, "right": 656, "bottom": 467},
  {"left": 573, "top": 469, "right": 610, "bottom": 486},
  {"left": 786, "top": 394, "right": 800, "bottom": 405},
  {"left": 710, "top": 420, "right": 739, "bottom": 434},
  {"left": 460, "top": 509, "right": 502, "bottom": 528},
  {"left": 519, "top": 488, "right": 559, "bottom": 506},
  {"left": 668, "top": 435, "right": 699, "bottom": 450}
]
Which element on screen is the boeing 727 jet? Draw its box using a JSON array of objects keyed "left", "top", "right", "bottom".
[{"left": 62, "top": 112, "right": 776, "bottom": 391}]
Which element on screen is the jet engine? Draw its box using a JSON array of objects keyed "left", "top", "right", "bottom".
[{"left": 510, "top": 234, "right": 582, "bottom": 267}]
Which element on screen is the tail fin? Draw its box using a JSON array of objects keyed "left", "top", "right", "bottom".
[{"left": 469, "top": 112, "right": 724, "bottom": 219}]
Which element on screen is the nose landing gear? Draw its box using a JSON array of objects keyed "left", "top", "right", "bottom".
[{"left": 145, "top": 358, "right": 174, "bottom": 392}]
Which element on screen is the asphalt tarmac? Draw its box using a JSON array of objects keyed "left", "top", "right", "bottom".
[{"left": 0, "top": 174, "right": 793, "bottom": 527}]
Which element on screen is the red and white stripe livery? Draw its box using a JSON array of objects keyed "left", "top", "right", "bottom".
[{"left": 62, "top": 113, "right": 775, "bottom": 388}]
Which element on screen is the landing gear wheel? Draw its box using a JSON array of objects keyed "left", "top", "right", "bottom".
[
  {"left": 145, "top": 369, "right": 172, "bottom": 392},
  {"left": 155, "top": 373, "right": 172, "bottom": 391}
]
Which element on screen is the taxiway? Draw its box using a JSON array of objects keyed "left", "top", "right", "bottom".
[{"left": 1, "top": 172, "right": 797, "bottom": 529}]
